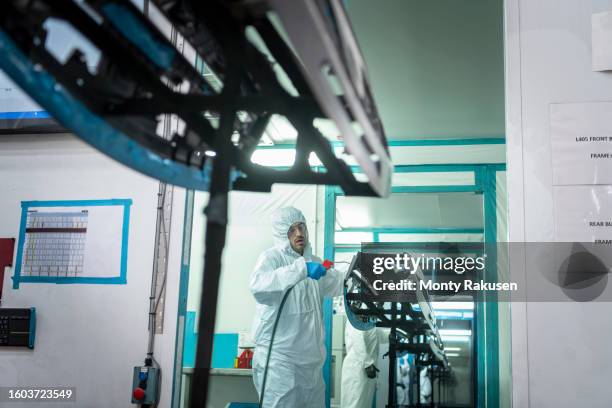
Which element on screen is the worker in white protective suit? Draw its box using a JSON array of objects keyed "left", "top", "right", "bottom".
[
  {"left": 420, "top": 367, "right": 432, "bottom": 404},
  {"left": 250, "top": 207, "right": 345, "bottom": 407},
  {"left": 396, "top": 353, "right": 411, "bottom": 406},
  {"left": 340, "top": 322, "right": 379, "bottom": 408}
]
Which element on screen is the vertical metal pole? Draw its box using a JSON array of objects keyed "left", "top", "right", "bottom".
[
  {"left": 189, "top": 68, "right": 237, "bottom": 406},
  {"left": 387, "top": 327, "right": 397, "bottom": 408},
  {"left": 429, "top": 362, "right": 434, "bottom": 408},
  {"left": 416, "top": 355, "right": 421, "bottom": 408},
  {"left": 437, "top": 368, "right": 441, "bottom": 406},
  {"left": 190, "top": 158, "right": 231, "bottom": 408}
]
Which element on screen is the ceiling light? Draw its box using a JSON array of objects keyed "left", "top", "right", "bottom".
[
  {"left": 439, "top": 329, "right": 471, "bottom": 336},
  {"left": 250, "top": 149, "right": 295, "bottom": 166},
  {"left": 441, "top": 335, "right": 470, "bottom": 343},
  {"left": 431, "top": 302, "right": 474, "bottom": 311}
]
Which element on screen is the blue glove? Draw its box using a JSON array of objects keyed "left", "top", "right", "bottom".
[{"left": 306, "top": 262, "right": 326, "bottom": 280}]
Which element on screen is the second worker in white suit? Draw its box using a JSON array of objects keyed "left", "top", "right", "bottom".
[
  {"left": 340, "top": 322, "right": 379, "bottom": 408},
  {"left": 250, "top": 207, "right": 345, "bottom": 407}
]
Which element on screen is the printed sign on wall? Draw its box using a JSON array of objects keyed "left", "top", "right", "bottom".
[
  {"left": 13, "top": 199, "right": 132, "bottom": 288},
  {"left": 553, "top": 185, "right": 612, "bottom": 243},
  {"left": 550, "top": 102, "right": 612, "bottom": 185}
]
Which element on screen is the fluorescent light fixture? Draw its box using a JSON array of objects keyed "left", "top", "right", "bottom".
[
  {"left": 353, "top": 172, "right": 369, "bottom": 182},
  {"left": 439, "top": 329, "right": 471, "bottom": 336},
  {"left": 334, "top": 231, "right": 373, "bottom": 245},
  {"left": 433, "top": 311, "right": 463, "bottom": 319},
  {"left": 446, "top": 353, "right": 460, "bottom": 357},
  {"left": 441, "top": 335, "right": 470, "bottom": 343},
  {"left": 204, "top": 150, "right": 216, "bottom": 157},
  {"left": 308, "top": 152, "right": 323, "bottom": 166},
  {"left": 444, "top": 347, "right": 460, "bottom": 351},
  {"left": 264, "top": 114, "right": 298, "bottom": 142},
  {"left": 250, "top": 147, "right": 324, "bottom": 167},
  {"left": 431, "top": 302, "right": 474, "bottom": 311},
  {"left": 251, "top": 148, "right": 296, "bottom": 166}
]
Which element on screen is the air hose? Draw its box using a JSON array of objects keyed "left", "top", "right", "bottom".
[
  {"left": 258, "top": 283, "right": 296, "bottom": 407},
  {"left": 258, "top": 259, "right": 340, "bottom": 407}
]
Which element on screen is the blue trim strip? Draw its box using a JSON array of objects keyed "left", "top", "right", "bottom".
[
  {"left": 475, "top": 168, "right": 487, "bottom": 408},
  {"left": 393, "top": 164, "right": 506, "bottom": 173},
  {"left": 17, "top": 276, "right": 127, "bottom": 284},
  {"left": 182, "top": 311, "right": 197, "bottom": 367},
  {"left": 12, "top": 205, "right": 29, "bottom": 289},
  {"left": 392, "top": 185, "right": 480, "bottom": 193},
  {"left": 28, "top": 307, "right": 36, "bottom": 349},
  {"left": 334, "top": 243, "right": 484, "bottom": 253},
  {"left": 483, "top": 167, "right": 500, "bottom": 408},
  {"left": 171, "top": 190, "right": 195, "bottom": 406},
  {"left": 337, "top": 227, "right": 484, "bottom": 234},
  {"left": 13, "top": 199, "right": 132, "bottom": 287},
  {"left": 0, "top": 30, "right": 238, "bottom": 191},
  {"left": 102, "top": 3, "right": 175, "bottom": 70},
  {"left": 257, "top": 138, "right": 505, "bottom": 150},
  {"left": 385, "top": 138, "right": 505, "bottom": 146},
  {"left": 323, "top": 186, "right": 336, "bottom": 408},
  {"left": 0, "top": 110, "right": 50, "bottom": 119},
  {"left": 22, "top": 199, "right": 132, "bottom": 207},
  {"left": 119, "top": 201, "right": 131, "bottom": 284}
]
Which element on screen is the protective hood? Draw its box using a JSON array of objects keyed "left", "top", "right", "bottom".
[{"left": 271, "top": 206, "right": 308, "bottom": 252}]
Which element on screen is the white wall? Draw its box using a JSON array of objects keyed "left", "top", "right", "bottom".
[
  {"left": 0, "top": 134, "right": 183, "bottom": 408},
  {"left": 505, "top": 1, "right": 612, "bottom": 406}
]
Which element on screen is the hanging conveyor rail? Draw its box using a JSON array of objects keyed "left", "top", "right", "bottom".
[
  {"left": 344, "top": 251, "right": 451, "bottom": 407},
  {"left": 0, "top": 1, "right": 393, "bottom": 406}
]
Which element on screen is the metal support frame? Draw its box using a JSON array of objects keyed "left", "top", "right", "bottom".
[
  {"left": 344, "top": 251, "right": 450, "bottom": 408},
  {"left": 0, "top": 0, "right": 390, "bottom": 196},
  {"left": 388, "top": 325, "right": 398, "bottom": 406},
  {"left": 0, "top": 2, "right": 393, "bottom": 407}
]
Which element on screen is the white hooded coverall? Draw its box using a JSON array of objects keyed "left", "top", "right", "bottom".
[
  {"left": 250, "top": 207, "right": 345, "bottom": 407},
  {"left": 396, "top": 354, "right": 411, "bottom": 406},
  {"left": 420, "top": 367, "right": 432, "bottom": 404},
  {"left": 340, "top": 322, "right": 379, "bottom": 408}
]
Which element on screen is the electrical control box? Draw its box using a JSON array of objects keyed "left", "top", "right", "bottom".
[
  {"left": 0, "top": 308, "right": 35, "bottom": 349},
  {"left": 131, "top": 366, "right": 159, "bottom": 405}
]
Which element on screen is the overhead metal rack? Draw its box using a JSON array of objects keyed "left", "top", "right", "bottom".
[
  {"left": 344, "top": 251, "right": 451, "bottom": 407},
  {"left": 0, "top": 1, "right": 392, "bottom": 406}
]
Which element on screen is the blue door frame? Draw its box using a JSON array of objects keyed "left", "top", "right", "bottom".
[
  {"left": 322, "top": 163, "right": 505, "bottom": 408},
  {"left": 168, "top": 135, "right": 506, "bottom": 407}
]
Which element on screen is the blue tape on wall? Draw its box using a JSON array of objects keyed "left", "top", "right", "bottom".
[
  {"left": 182, "top": 311, "right": 197, "bottom": 368},
  {"left": 12, "top": 199, "right": 132, "bottom": 288},
  {"left": 211, "top": 333, "right": 239, "bottom": 369},
  {"left": 182, "top": 311, "right": 239, "bottom": 369}
]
